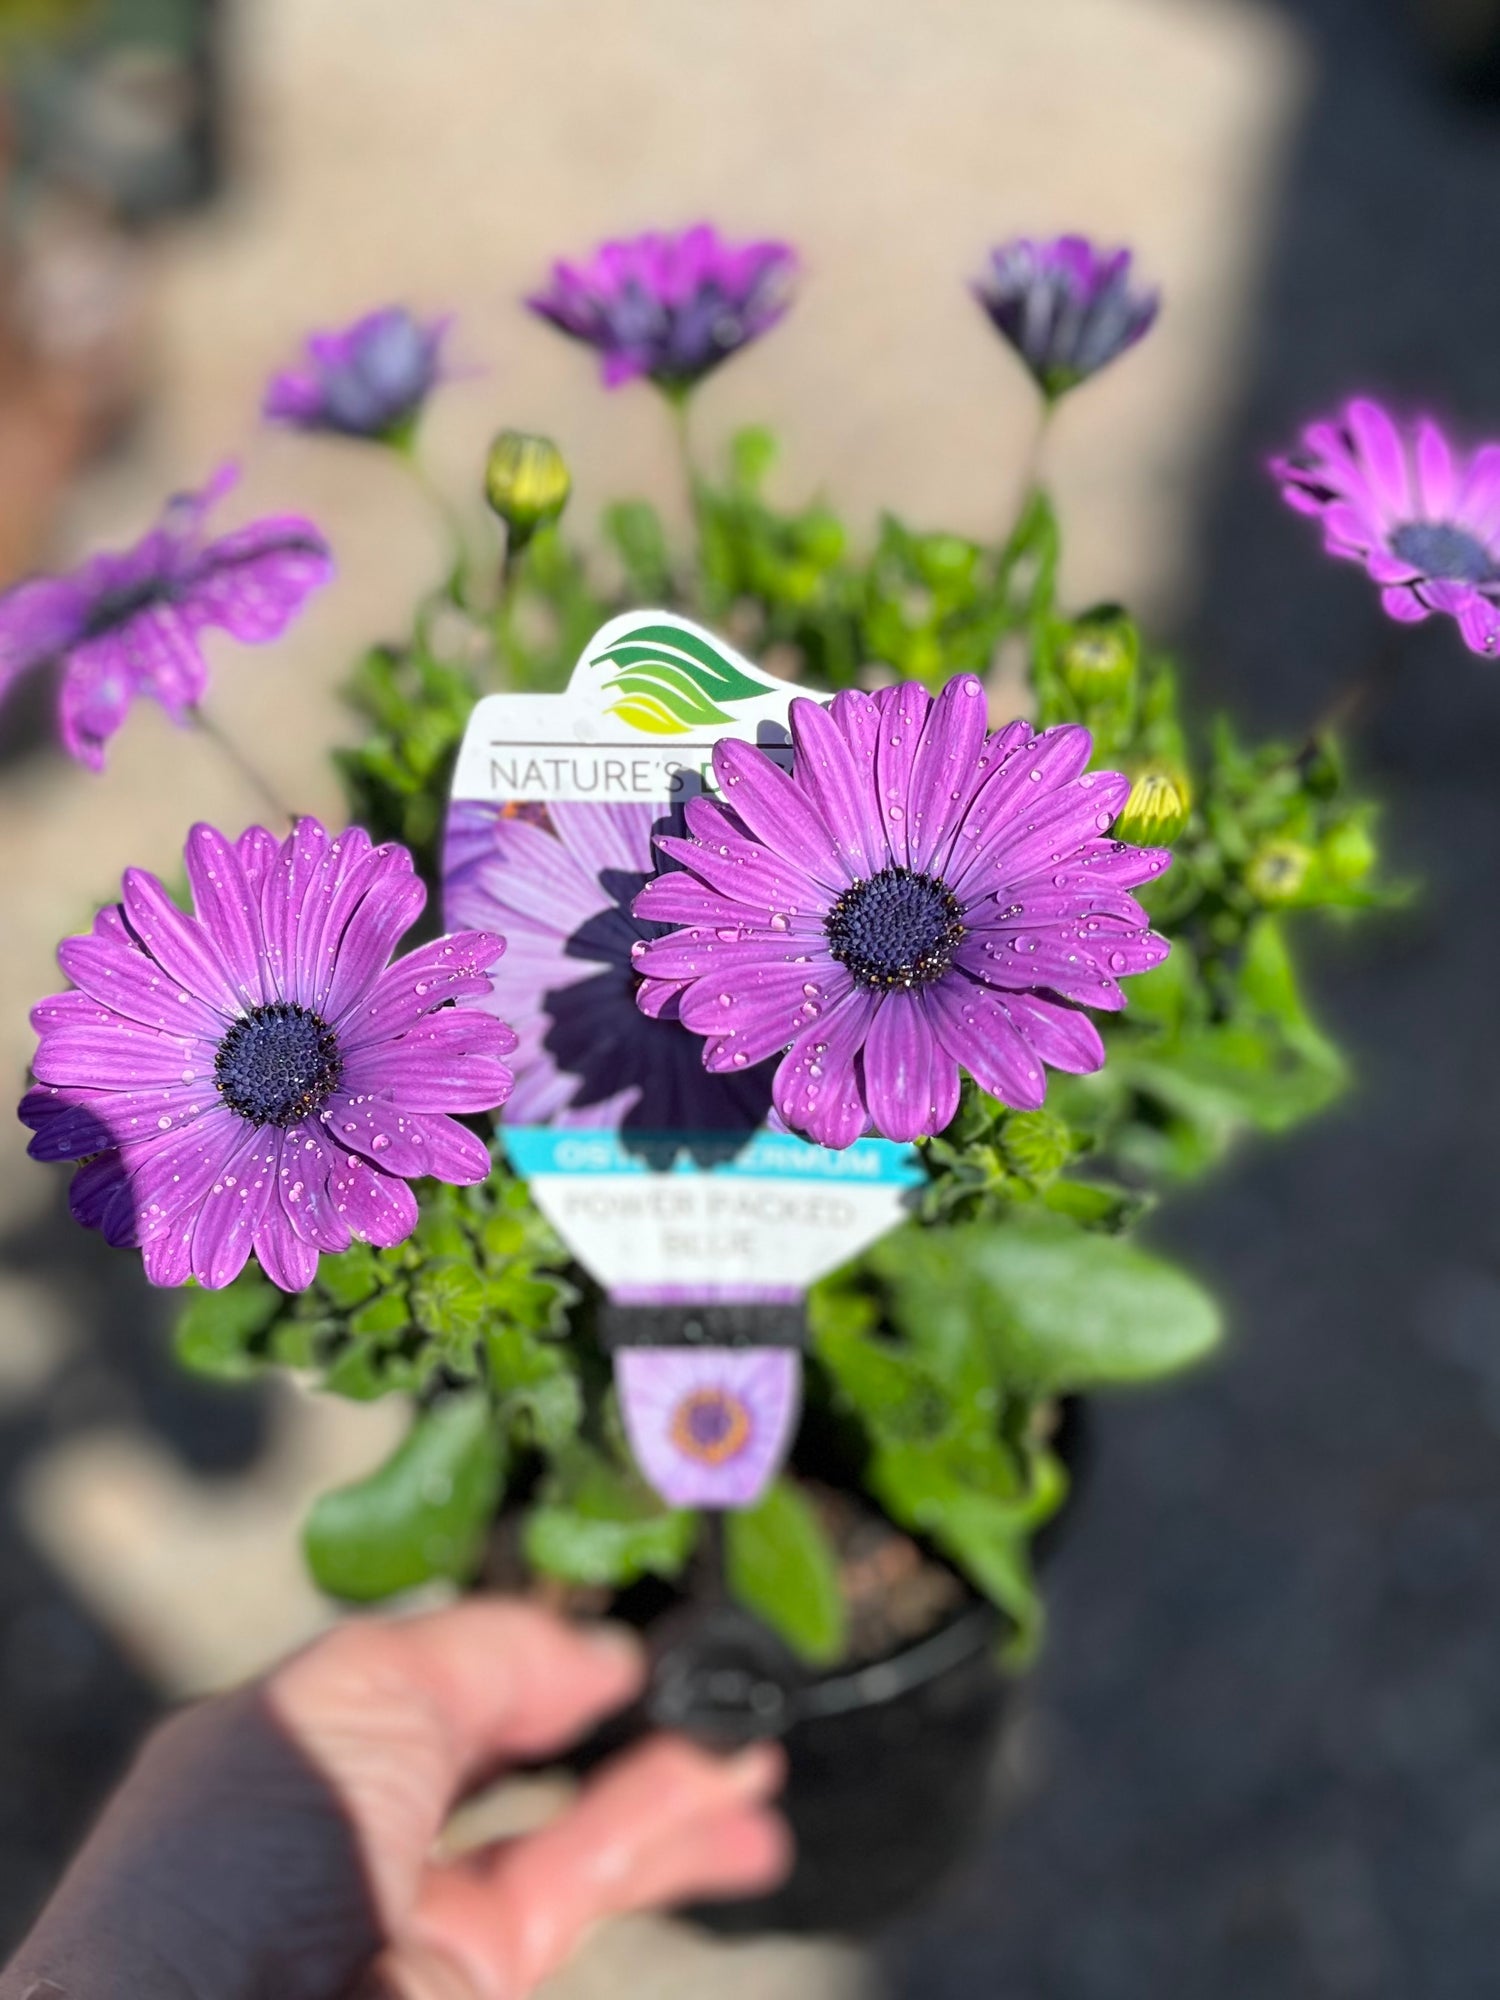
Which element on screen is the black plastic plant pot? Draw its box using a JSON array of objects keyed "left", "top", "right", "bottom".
[
  {"left": 690, "top": 1600, "right": 1008, "bottom": 1935},
  {"left": 568, "top": 1595, "right": 1009, "bottom": 1936}
]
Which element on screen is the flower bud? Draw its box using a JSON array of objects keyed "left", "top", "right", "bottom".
[
  {"left": 1247, "top": 838, "right": 1313, "bottom": 905},
  {"left": 1000, "top": 1108, "right": 1073, "bottom": 1184},
  {"left": 1058, "top": 606, "right": 1138, "bottom": 702},
  {"left": 1320, "top": 817, "right": 1376, "bottom": 888},
  {"left": 1115, "top": 767, "right": 1191, "bottom": 847},
  {"left": 484, "top": 430, "right": 571, "bottom": 545}
]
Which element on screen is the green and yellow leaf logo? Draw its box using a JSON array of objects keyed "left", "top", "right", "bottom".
[{"left": 592, "top": 621, "right": 771, "bottom": 736}]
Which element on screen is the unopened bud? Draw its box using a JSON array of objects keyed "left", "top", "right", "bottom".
[
  {"left": 1115, "top": 767, "right": 1191, "bottom": 846},
  {"left": 1247, "top": 838, "right": 1313, "bottom": 905},
  {"left": 1320, "top": 818, "right": 1376, "bottom": 888},
  {"left": 485, "top": 430, "right": 571, "bottom": 545},
  {"left": 1000, "top": 1108, "right": 1073, "bottom": 1184},
  {"left": 1058, "top": 606, "right": 1138, "bottom": 701}
]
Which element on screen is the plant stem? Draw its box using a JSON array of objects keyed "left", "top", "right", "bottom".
[
  {"left": 664, "top": 385, "right": 701, "bottom": 608},
  {"left": 1006, "top": 397, "right": 1054, "bottom": 544},
  {"left": 1307, "top": 622, "right": 1406, "bottom": 743},
  {"left": 190, "top": 707, "right": 295, "bottom": 827},
  {"left": 397, "top": 436, "right": 474, "bottom": 608}
]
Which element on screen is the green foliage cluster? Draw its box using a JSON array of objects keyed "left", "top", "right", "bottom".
[{"left": 186, "top": 424, "right": 1390, "bottom": 1669}]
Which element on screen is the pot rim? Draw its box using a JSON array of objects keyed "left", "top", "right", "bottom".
[{"left": 791, "top": 1598, "right": 1001, "bottom": 1723}]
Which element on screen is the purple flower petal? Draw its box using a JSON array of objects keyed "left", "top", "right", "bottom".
[
  {"left": 974, "top": 234, "right": 1159, "bottom": 398},
  {"left": 528, "top": 227, "right": 796, "bottom": 393},
  {"left": 615, "top": 1346, "right": 800, "bottom": 1508},
  {"left": 22, "top": 816, "right": 514, "bottom": 1289},
  {"left": 263, "top": 307, "right": 449, "bottom": 440},
  {"left": 0, "top": 465, "right": 331, "bottom": 770},
  {"left": 637, "top": 685, "right": 1170, "bottom": 1145},
  {"left": 444, "top": 799, "right": 773, "bottom": 1136},
  {"left": 1274, "top": 397, "right": 1500, "bottom": 650},
  {"left": 181, "top": 517, "right": 334, "bottom": 643}
]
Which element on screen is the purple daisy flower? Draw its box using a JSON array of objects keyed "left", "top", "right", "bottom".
[
  {"left": 263, "top": 305, "right": 450, "bottom": 441},
  {"left": 615, "top": 1347, "right": 800, "bottom": 1509},
  {"left": 0, "top": 465, "right": 332, "bottom": 771},
  {"left": 20, "top": 817, "right": 515, "bottom": 1292},
  {"left": 629, "top": 677, "right": 1171, "bottom": 1150},
  {"left": 526, "top": 224, "right": 797, "bottom": 392},
  {"left": 444, "top": 798, "right": 770, "bottom": 1133},
  {"left": 973, "top": 234, "right": 1160, "bottom": 400},
  {"left": 1272, "top": 397, "right": 1500, "bottom": 655}
]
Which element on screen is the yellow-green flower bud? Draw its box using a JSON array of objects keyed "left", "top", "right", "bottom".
[
  {"left": 1058, "top": 606, "right": 1138, "bottom": 701},
  {"left": 1115, "top": 768, "right": 1191, "bottom": 847},
  {"left": 1247, "top": 838, "right": 1313, "bottom": 905},
  {"left": 1000, "top": 1108, "right": 1073, "bottom": 1184},
  {"left": 1320, "top": 818, "right": 1375, "bottom": 888},
  {"left": 484, "top": 430, "right": 571, "bottom": 545}
]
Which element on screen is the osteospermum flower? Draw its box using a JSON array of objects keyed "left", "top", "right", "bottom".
[
  {"left": 527, "top": 224, "right": 797, "bottom": 392},
  {"left": 20, "top": 818, "right": 515, "bottom": 1291},
  {"left": 1272, "top": 398, "right": 1500, "bottom": 655},
  {"left": 0, "top": 465, "right": 331, "bottom": 770},
  {"left": 615, "top": 1347, "right": 800, "bottom": 1508},
  {"left": 630, "top": 678, "right": 1170, "bottom": 1149},
  {"left": 973, "top": 234, "right": 1159, "bottom": 400},
  {"left": 263, "top": 306, "right": 450, "bottom": 441},
  {"left": 444, "top": 798, "right": 770, "bottom": 1132}
]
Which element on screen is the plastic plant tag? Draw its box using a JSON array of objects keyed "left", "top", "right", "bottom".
[{"left": 443, "top": 612, "right": 924, "bottom": 1508}]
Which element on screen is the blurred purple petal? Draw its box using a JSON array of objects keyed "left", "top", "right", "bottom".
[{"left": 528, "top": 225, "right": 796, "bottom": 392}]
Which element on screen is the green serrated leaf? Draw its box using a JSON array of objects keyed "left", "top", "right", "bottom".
[
  {"left": 304, "top": 1393, "right": 506, "bottom": 1602},
  {"left": 726, "top": 1479, "right": 846, "bottom": 1666}
]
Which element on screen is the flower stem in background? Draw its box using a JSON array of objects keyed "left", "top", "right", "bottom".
[
  {"left": 664, "top": 386, "right": 702, "bottom": 603},
  {"left": 1007, "top": 400, "right": 1054, "bottom": 541},
  {"left": 190, "top": 705, "right": 296, "bottom": 827},
  {"left": 398, "top": 437, "right": 474, "bottom": 607}
]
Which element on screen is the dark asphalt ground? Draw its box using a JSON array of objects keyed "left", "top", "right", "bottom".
[
  {"left": 883, "top": 3, "right": 1500, "bottom": 1995},
  {"left": 6, "top": 2, "right": 1500, "bottom": 1991}
]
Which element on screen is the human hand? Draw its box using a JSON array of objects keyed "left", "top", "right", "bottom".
[{"left": 0, "top": 1599, "right": 790, "bottom": 2000}]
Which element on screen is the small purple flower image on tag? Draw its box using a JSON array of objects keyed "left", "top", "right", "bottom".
[{"left": 616, "top": 1346, "right": 801, "bottom": 1509}]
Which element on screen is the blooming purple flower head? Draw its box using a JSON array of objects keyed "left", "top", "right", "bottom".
[
  {"left": 527, "top": 224, "right": 797, "bottom": 392},
  {"left": 630, "top": 678, "right": 1170, "bottom": 1150},
  {"left": 444, "top": 798, "right": 770, "bottom": 1134},
  {"left": 263, "top": 306, "right": 450, "bottom": 441},
  {"left": 615, "top": 1347, "right": 800, "bottom": 1508},
  {"left": 20, "top": 817, "right": 515, "bottom": 1291},
  {"left": 1272, "top": 398, "right": 1500, "bottom": 656},
  {"left": 974, "top": 235, "right": 1160, "bottom": 401},
  {"left": 0, "top": 465, "right": 331, "bottom": 771}
]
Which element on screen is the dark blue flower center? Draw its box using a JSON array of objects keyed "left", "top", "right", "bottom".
[
  {"left": 215, "top": 1002, "right": 342, "bottom": 1127},
  {"left": 1390, "top": 520, "right": 1494, "bottom": 584},
  {"left": 824, "top": 866, "right": 965, "bottom": 990}
]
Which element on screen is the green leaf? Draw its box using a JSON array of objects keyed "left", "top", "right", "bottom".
[
  {"left": 410, "top": 1258, "right": 488, "bottom": 1340},
  {"left": 869, "top": 1440, "right": 1065, "bottom": 1663},
  {"left": 869, "top": 1213, "right": 1222, "bottom": 1392},
  {"left": 304, "top": 1393, "right": 506, "bottom": 1602},
  {"left": 726, "top": 1479, "right": 846, "bottom": 1666},
  {"left": 175, "top": 1273, "right": 283, "bottom": 1381},
  {"left": 524, "top": 1444, "right": 698, "bottom": 1587}
]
